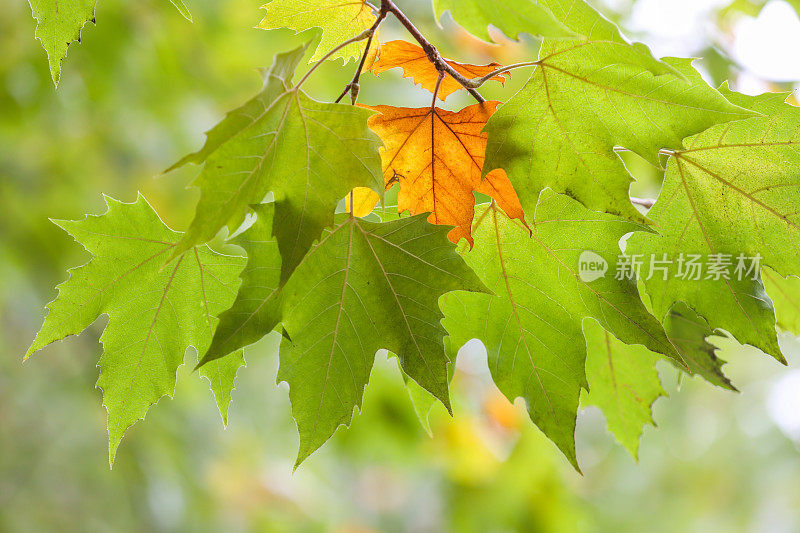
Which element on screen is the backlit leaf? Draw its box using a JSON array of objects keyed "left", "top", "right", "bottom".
[
  {"left": 25, "top": 195, "right": 245, "bottom": 463},
  {"left": 200, "top": 203, "right": 283, "bottom": 366},
  {"left": 442, "top": 192, "right": 682, "bottom": 468},
  {"left": 484, "top": 1, "right": 753, "bottom": 223},
  {"left": 365, "top": 101, "right": 524, "bottom": 243},
  {"left": 763, "top": 268, "right": 800, "bottom": 335},
  {"left": 582, "top": 320, "right": 665, "bottom": 459},
  {"left": 258, "top": 0, "right": 378, "bottom": 64},
  {"left": 432, "top": 0, "right": 576, "bottom": 42},
  {"left": 199, "top": 351, "right": 245, "bottom": 426},
  {"left": 167, "top": 45, "right": 384, "bottom": 281},
  {"left": 278, "top": 214, "right": 488, "bottom": 465},
  {"left": 29, "top": 0, "right": 95, "bottom": 85},
  {"left": 663, "top": 303, "right": 734, "bottom": 391},
  {"left": 346, "top": 187, "right": 380, "bottom": 217},
  {"left": 629, "top": 87, "right": 800, "bottom": 363},
  {"left": 370, "top": 40, "right": 508, "bottom": 102}
]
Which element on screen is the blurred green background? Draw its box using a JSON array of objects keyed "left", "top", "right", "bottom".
[{"left": 2, "top": 0, "right": 800, "bottom": 530}]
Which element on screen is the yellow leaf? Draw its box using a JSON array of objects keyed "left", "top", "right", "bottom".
[{"left": 345, "top": 187, "right": 379, "bottom": 217}]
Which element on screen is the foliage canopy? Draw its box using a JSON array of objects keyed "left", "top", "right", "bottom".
[{"left": 24, "top": 0, "right": 800, "bottom": 470}]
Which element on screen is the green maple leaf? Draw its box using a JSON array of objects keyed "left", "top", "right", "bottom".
[
  {"left": 258, "top": 0, "right": 377, "bottom": 64},
  {"left": 663, "top": 303, "right": 734, "bottom": 391},
  {"left": 582, "top": 295, "right": 738, "bottom": 458},
  {"left": 763, "top": 268, "right": 800, "bottom": 335},
  {"left": 396, "top": 339, "right": 458, "bottom": 436},
  {"left": 166, "top": 44, "right": 383, "bottom": 281},
  {"left": 29, "top": 0, "right": 96, "bottom": 86},
  {"left": 277, "top": 214, "right": 488, "bottom": 465},
  {"left": 29, "top": 0, "right": 192, "bottom": 86},
  {"left": 200, "top": 203, "right": 283, "bottom": 366},
  {"left": 442, "top": 192, "right": 683, "bottom": 469},
  {"left": 168, "top": 0, "right": 193, "bottom": 22},
  {"left": 582, "top": 320, "right": 665, "bottom": 459},
  {"left": 432, "top": 0, "right": 576, "bottom": 42},
  {"left": 199, "top": 351, "right": 245, "bottom": 426},
  {"left": 24, "top": 195, "right": 245, "bottom": 464},
  {"left": 581, "top": 302, "right": 734, "bottom": 457},
  {"left": 483, "top": 0, "right": 752, "bottom": 223},
  {"left": 628, "top": 87, "right": 800, "bottom": 363},
  {"left": 402, "top": 368, "right": 438, "bottom": 436}
]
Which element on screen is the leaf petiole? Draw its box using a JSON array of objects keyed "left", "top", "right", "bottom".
[
  {"left": 336, "top": 9, "right": 388, "bottom": 104},
  {"left": 295, "top": 26, "right": 379, "bottom": 90}
]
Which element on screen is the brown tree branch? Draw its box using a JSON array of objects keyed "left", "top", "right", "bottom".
[
  {"left": 336, "top": 8, "right": 389, "bottom": 104},
  {"left": 381, "top": 0, "right": 486, "bottom": 103}
]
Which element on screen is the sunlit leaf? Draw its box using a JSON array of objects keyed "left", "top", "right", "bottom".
[
  {"left": 443, "top": 192, "right": 682, "bottom": 468},
  {"left": 278, "top": 214, "right": 488, "bottom": 465},
  {"left": 629, "top": 87, "right": 800, "bottom": 363},
  {"left": 433, "top": 0, "right": 576, "bottom": 42},
  {"left": 366, "top": 101, "right": 524, "bottom": 243},
  {"left": 258, "top": 0, "right": 379, "bottom": 64},
  {"left": 371, "top": 40, "right": 508, "bottom": 101},
  {"left": 167, "top": 45, "right": 383, "bottom": 281},
  {"left": 484, "top": 2, "right": 752, "bottom": 223},
  {"left": 25, "top": 195, "right": 245, "bottom": 463}
]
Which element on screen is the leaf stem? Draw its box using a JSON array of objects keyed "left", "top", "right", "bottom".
[
  {"left": 335, "top": 8, "right": 389, "bottom": 104},
  {"left": 431, "top": 71, "right": 445, "bottom": 109},
  {"left": 380, "top": 0, "right": 485, "bottom": 103},
  {"left": 295, "top": 27, "right": 379, "bottom": 90},
  {"left": 464, "top": 61, "right": 541, "bottom": 88}
]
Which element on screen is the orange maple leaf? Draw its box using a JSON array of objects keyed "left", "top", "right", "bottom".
[
  {"left": 364, "top": 101, "right": 525, "bottom": 243},
  {"left": 370, "top": 40, "right": 508, "bottom": 102}
]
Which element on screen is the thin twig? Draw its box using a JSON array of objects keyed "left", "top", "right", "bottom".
[
  {"left": 335, "top": 9, "right": 388, "bottom": 104},
  {"left": 295, "top": 27, "right": 377, "bottom": 89},
  {"left": 381, "top": 0, "right": 485, "bottom": 103}
]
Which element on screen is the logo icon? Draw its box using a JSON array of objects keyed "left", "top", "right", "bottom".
[{"left": 578, "top": 251, "right": 608, "bottom": 282}]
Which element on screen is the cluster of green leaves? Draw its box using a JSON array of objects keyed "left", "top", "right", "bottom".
[{"left": 25, "top": 0, "right": 800, "bottom": 469}]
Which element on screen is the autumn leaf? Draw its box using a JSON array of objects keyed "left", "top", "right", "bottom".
[
  {"left": 345, "top": 170, "right": 522, "bottom": 221},
  {"left": 370, "top": 40, "right": 508, "bottom": 101},
  {"left": 365, "top": 101, "right": 524, "bottom": 243},
  {"left": 345, "top": 187, "right": 380, "bottom": 217}
]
